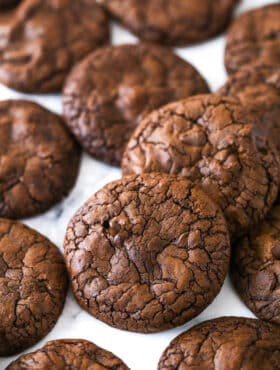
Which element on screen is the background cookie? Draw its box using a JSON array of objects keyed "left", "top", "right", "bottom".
[
  {"left": 0, "top": 0, "right": 109, "bottom": 93},
  {"left": 122, "top": 95, "right": 280, "bottom": 238},
  {"left": 218, "top": 64, "right": 280, "bottom": 153},
  {"left": 225, "top": 4, "right": 280, "bottom": 74},
  {"left": 0, "top": 0, "right": 20, "bottom": 8},
  {"left": 7, "top": 339, "right": 129, "bottom": 369},
  {"left": 100, "top": 0, "right": 239, "bottom": 46},
  {"left": 0, "top": 219, "right": 68, "bottom": 356},
  {"left": 64, "top": 173, "right": 230, "bottom": 333},
  {"left": 63, "top": 43, "right": 210, "bottom": 166},
  {"left": 231, "top": 198, "right": 280, "bottom": 324},
  {"left": 158, "top": 317, "right": 280, "bottom": 369},
  {"left": 0, "top": 100, "right": 80, "bottom": 219}
]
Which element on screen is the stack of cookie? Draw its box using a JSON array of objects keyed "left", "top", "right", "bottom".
[{"left": 1, "top": 1, "right": 280, "bottom": 369}]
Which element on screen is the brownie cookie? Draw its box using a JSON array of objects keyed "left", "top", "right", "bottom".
[
  {"left": 218, "top": 64, "right": 280, "bottom": 153},
  {"left": 7, "top": 339, "right": 129, "bottom": 369},
  {"left": 0, "top": 100, "right": 80, "bottom": 219},
  {"left": 0, "top": 219, "right": 68, "bottom": 356},
  {"left": 0, "top": 0, "right": 109, "bottom": 93},
  {"left": 225, "top": 4, "right": 280, "bottom": 74},
  {"left": 122, "top": 95, "right": 280, "bottom": 238},
  {"left": 0, "top": 0, "right": 20, "bottom": 8},
  {"left": 64, "top": 173, "right": 230, "bottom": 333},
  {"left": 158, "top": 317, "right": 280, "bottom": 369},
  {"left": 100, "top": 0, "right": 239, "bottom": 46},
  {"left": 231, "top": 198, "right": 280, "bottom": 324},
  {"left": 63, "top": 44, "right": 210, "bottom": 166}
]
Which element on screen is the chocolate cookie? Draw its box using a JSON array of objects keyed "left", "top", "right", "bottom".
[
  {"left": 7, "top": 339, "right": 129, "bottom": 369},
  {"left": 63, "top": 43, "right": 210, "bottom": 166},
  {"left": 0, "top": 219, "right": 68, "bottom": 356},
  {"left": 122, "top": 95, "right": 280, "bottom": 238},
  {"left": 0, "top": 0, "right": 109, "bottom": 93},
  {"left": 231, "top": 198, "right": 280, "bottom": 324},
  {"left": 158, "top": 317, "right": 280, "bottom": 369},
  {"left": 0, "top": 100, "right": 80, "bottom": 219},
  {"left": 218, "top": 64, "right": 280, "bottom": 153},
  {"left": 100, "top": 0, "right": 239, "bottom": 46},
  {"left": 225, "top": 4, "right": 280, "bottom": 74},
  {"left": 0, "top": 0, "right": 20, "bottom": 8},
  {"left": 64, "top": 173, "right": 230, "bottom": 333}
]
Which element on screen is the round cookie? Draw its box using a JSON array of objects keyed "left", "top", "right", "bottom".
[
  {"left": 0, "top": 100, "right": 80, "bottom": 219},
  {"left": 64, "top": 173, "right": 230, "bottom": 333},
  {"left": 158, "top": 317, "right": 280, "bottom": 370},
  {"left": 63, "top": 43, "right": 210, "bottom": 166},
  {"left": 7, "top": 339, "right": 129, "bottom": 369},
  {"left": 0, "top": 0, "right": 109, "bottom": 93},
  {"left": 122, "top": 95, "right": 280, "bottom": 238},
  {"left": 100, "top": 0, "right": 239, "bottom": 46},
  {"left": 231, "top": 198, "right": 280, "bottom": 324},
  {"left": 218, "top": 64, "right": 280, "bottom": 153},
  {"left": 0, "top": 219, "right": 68, "bottom": 356},
  {"left": 225, "top": 4, "right": 280, "bottom": 74}
]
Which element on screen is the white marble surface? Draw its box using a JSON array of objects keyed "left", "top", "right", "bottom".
[{"left": 0, "top": 0, "right": 277, "bottom": 369}]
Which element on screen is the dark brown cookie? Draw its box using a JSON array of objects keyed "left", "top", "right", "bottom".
[
  {"left": 158, "top": 317, "right": 280, "bottom": 370},
  {"left": 122, "top": 95, "right": 280, "bottom": 238},
  {"left": 218, "top": 64, "right": 280, "bottom": 153},
  {"left": 63, "top": 43, "right": 210, "bottom": 166},
  {"left": 0, "top": 0, "right": 109, "bottom": 93},
  {"left": 7, "top": 339, "right": 129, "bottom": 369},
  {"left": 225, "top": 4, "right": 280, "bottom": 74},
  {"left": 0, "top": 100, "right": 80, "bottom": 219},
  {"left": 100, "top": 0, "right": 239, "bottom": 46},
  {"left": 231, "top": 198, "right": 280, "bottom": 324},
  {"left": 64, "top": 173, "right": 230, "bottom": 333},
  {"left": 0, "top": 219, "right": 68, "bottom": 356},
  {"left": 0, "top": 0, "right": 20, "bottom": 8}
]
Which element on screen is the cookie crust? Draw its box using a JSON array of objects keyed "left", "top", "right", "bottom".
[
  {"left": 64, "top": 173, "right": 230, "bottom": 333},
  {"left": 158, "top": 317, "right": 280, "bottom": 370},
  {"left": 0, "top": 0, "right": 109, "bottom": 93},
  {"left": 0, "top": 219, "right": 68, "bottom": 356},
  {"left": 101, "top": 0, "right": 239, "bottom": 46},
  {"left": 7, "top": 339, "right": 129, "bottom": 369},
  {"left": 122, "top": 95, "right": 280, "bottom": 238},
  {"left": 63, "top": 43, "right": 210, "bottom": 166},
  {"left": 225, "top": 4, "right": 280, "bottom": 74}
]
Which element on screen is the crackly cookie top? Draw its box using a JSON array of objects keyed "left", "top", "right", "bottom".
[
  {"left": 0, "top": 0, "right": 109, "bottom": 93},
  {"left": 63, "top": 43, "right": 210, "bottom": 166},
  {"left": 64, "top": 173, "right": 230, "bottom": 333},
  {"left": 232, "top": 198, "right": 280, "bottom": 324},
  {"left": 122, "top": 94, "right": 280, "bottom": 238},
  {"left": 0, "top": 219, "right": 68, "bottom": 356},
  {"left": 225, "top": 4, "right": 280, "bottom": 74},
  {"left": 218, "top": 64, "right": 280, "bottom": 152},
  {"left": 158, "top": 317, "right": 280, "bottom": 370},
  {"left": 0, "top": 100, "right": 80, "bottom": 219},
  {"left": 100, "top": 0, "right": 239, "bottom": 46},
  {"left": 7, "top": 339, "right": 129, "bottom": 370}
]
